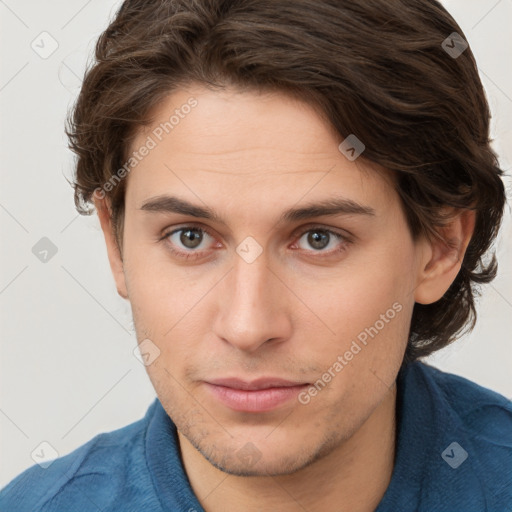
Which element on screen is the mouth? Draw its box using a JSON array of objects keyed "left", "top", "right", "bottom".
[{"left": 203, "top": 377, "right": 310, "bottom": 412}]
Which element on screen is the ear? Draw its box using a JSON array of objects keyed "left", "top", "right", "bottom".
[
  {"left": 414, "top": 209, "right": 476, "bottom": 305},
  {"left": 93, "top": 192, "right": 129, "bottom": 300}
]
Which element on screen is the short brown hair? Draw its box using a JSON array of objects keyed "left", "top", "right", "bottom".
[{"left": 67, "top": 0, "right": 506, "bottom": 363}]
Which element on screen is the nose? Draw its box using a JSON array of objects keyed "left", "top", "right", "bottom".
[{"left": 212, "top": 250, "right": 292, "bottom": 353}]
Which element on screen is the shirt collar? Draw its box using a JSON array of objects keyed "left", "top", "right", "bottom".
[{"left": 146, "top": 399, "right": 205, "bottom": 511}]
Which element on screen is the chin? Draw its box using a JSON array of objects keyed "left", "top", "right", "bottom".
[{"left": 184, "top": 427, "right": 338, "bottom": 477}]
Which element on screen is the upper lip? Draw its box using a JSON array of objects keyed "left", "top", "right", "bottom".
[{"left": 206, "top": 378, "right": 308, "bottom": 390}]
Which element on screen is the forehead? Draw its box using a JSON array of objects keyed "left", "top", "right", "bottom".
[{"left": 124, "top": 84, "right": 396, "bottom": 213}]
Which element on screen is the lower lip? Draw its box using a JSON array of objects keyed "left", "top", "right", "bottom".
[{"left": 204, "top": 383, "right": 309, "bottom": 412}]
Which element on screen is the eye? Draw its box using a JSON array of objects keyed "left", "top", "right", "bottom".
[
  {"left": 293, "top": 226, "right": 350, "bottom": 256},
  {"left": 161, "top": 226, "right": 218, "bottom": 260}
]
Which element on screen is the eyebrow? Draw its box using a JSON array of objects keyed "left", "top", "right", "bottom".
[{"left": 139, "top": 195, "right": 376, "bottom": 224}]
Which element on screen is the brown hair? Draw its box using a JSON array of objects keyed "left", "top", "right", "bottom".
[{"left": 67, "top": 0, "right": 506, "bottom": 363}]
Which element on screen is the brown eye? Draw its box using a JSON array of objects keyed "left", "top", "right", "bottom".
[
  {"left": 306, "top": 230, "right": 330, "bottom": 250},
  {"left": 179, "top": 228, "right": 204, "bottom": 249},
  {"left": 296, "top": 228, "right": 345, "bottom": 253},
  {"left": 162, "top": 226, "right": 217, "bottom": 260}
]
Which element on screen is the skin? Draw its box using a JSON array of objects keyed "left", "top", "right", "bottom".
[{"left": 94, "top": 84, "right": 475, "bottom": 512}]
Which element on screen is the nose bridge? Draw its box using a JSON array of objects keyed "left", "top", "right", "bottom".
[
  {"left": 232, "top": 250, "right": 270, "bottom": 310},
  {"left": 213, "top": 246, "right": 290, "bottom": 352}
]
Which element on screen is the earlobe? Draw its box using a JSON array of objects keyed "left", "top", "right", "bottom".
[
  {"left": 93, "top": 194, "right": 129, "bottom": 300},
  {"left": 414, "top": 209, "right": 476, "bottom": 305}
]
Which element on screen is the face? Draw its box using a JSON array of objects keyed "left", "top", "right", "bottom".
[{"left": 101, "top": 84, "right": 430, "bottom": 476}]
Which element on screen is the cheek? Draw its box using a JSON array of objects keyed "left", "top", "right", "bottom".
[
  {"left": 123, "top": 238, "right": 202, "bottom": 334},
  {"left": 293, "top": 240, "right": 416, "bottom": 399},
  {"left": 124, "top": 253, "right": 217, "bottom": 385},
  {"left": 305, "top": 242, "right": 415, "bottom": 340}
]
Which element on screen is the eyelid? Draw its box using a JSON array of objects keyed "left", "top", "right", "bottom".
[
  {"left": 160, "top": 223, "right": 217, "bottom": 242},
  {"left": 291, "top": 223, "right": 352, "bottom": 241}
]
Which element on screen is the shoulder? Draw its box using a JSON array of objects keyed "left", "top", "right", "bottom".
[
  {"left": 410, "top": 360, "right": 512, "bottom": 429},
  {"left": 406, "top": 361, "right": 512, "bottom": 507},
  {"left": 0, "top": 400, "right": 160, "bottom": 512}
]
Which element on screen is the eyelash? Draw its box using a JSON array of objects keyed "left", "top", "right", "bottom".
[{"left": 159, "top": 224, "right": 351, "bottom": 261}]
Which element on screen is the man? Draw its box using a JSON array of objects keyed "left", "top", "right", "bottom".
[{"left": 1, "top": 0, "right": 511, "bottom": 511}]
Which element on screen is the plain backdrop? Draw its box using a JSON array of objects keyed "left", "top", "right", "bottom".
[{"left": 1, "top": 0, "right": 511, "bottom": 488}]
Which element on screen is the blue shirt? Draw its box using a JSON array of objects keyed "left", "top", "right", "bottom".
[{"left": 2, "top": 361, "right": 511, "bottom": 511}]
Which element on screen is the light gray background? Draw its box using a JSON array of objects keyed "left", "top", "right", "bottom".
[{"left": 1, "top": 0, "right": 511, "bottom": 488}]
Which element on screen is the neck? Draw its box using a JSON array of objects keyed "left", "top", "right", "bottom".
[{"left": 179, "top": 383, "right": 397, "bottom": 512}]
